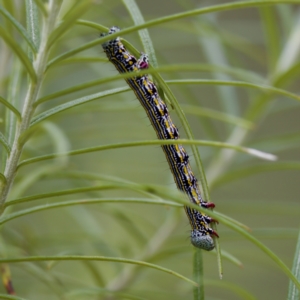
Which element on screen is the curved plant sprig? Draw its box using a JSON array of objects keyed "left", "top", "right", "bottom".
[
  {"left": 0, "top": 6, "right": 37, "bottom": 53},
  {"left": 17, "top": 139, "right": 277, "bottom": 170},
  {"left": 0, "top": 293, "right": 28, "bottom": 300},
  {"left": 0, "top": 96, "right": 21, "bottom": 121},
  {"left": 210, "top": 162, "right": 300, "bottom": 189},
  {"left": 0, "top": 26, "right": 36, "bottom": 81},
  {"left": 205, "top": 8, "right": 300, "bottom": 189},
  {"left": 0, "top": 1, "right": 61, "bottom": 212},
  {"left": 3, "top": 183, "right": 167, "bottom": 208},
  {"left": 47, "top": 0, "right": 300, "bottom": 68},
  {"left": 0, "top": 186, "right": 298, "bottom": 289},
  {"left": 35, "top": 65, "right": 264, "bottom": 105},
  {"left": 0, "top": 255, "right": 198, "bottom": 287},
  {"left": 35, "top": 66, "right": 297, "bottom": 105},
  {"left": 288, "top": 229, "right": 300, "bottom": 300}
]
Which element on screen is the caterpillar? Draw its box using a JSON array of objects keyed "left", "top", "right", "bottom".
[{"left": 101, "top": 26, "right": 218, "bottom": 251}]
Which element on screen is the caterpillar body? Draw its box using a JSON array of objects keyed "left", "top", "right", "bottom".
[{"left": 101, "top": 26, "right": 218, "bottom": 251}]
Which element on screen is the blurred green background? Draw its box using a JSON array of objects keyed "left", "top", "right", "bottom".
[{"left": 0, "top": 0, "right": 299, "bottom": 299}]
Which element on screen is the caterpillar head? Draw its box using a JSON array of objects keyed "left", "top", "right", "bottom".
[{"left": 191, "top": 229, "right": 215, "bottom": 251}]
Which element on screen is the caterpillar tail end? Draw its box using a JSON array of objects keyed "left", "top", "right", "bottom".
[{"left": 191, "top": 230, "right": 216, "bottom": 251}]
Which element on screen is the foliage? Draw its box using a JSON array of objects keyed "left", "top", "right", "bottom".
[{"left": 0, "top": 0, "right": 299, "bottom": 299}]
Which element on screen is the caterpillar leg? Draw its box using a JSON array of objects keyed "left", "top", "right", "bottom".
[
  {"left": 137, "top": 53, "right": 149, "bottom": 70},
  {"left": 201, "top": 201, "right": 215, "bottom": 209},
  {"left": 208, "top": 228, "right": 219, "bottom": 238},
  {"left": 204, "top": 216, "right": 219, "bottom": 225}
]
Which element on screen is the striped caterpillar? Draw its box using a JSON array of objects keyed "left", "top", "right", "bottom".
[{"left": 101, "top": 26, "right": 218, "bottom": 251}]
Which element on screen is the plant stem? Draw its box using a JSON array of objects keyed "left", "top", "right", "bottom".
[{"left": 0, "top": 0, "right": 59, "bottom": 213}]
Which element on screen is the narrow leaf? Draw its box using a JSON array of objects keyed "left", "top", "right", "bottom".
[
  {"left": 0, "top": 255, "right": 198, "bottom": 287},
  {"left": 5, "top": 183, "right": 168, "bottom": 208},
  {"left": 0, "top": 25, "right": 36, "bottom": 81},
  {"left": 75, "top": 19, "right": 108, "bottom": 31},
  {"left": 46, "top": 1, "right": 300, "bottom": 67},
  {"left": 32, "top": 0, "right": 48, "bottom": 16},
  {"left": 0, "top": 6, "right": 37, "bottom": 53},
  {"left": 0, "top": 198, "right": 179, "bottom": 225},
  {"left": 123, "top": 0, "right": 158, "bottom": 68},
  {"left": 165, "top": 195, "right": 300, "bottom": 290},
  {"left": 260, "top": 7, "right": 280, "bottom": 72},
  {"left": 31, "top": 87, "right": 129, "bottom": 126},
  {"left": 47, "top": 0, "right": 92, "bottom": 48},
  {"left": 58, "top": 57, "right": 107, "bottom": 65},
  {"left": 17, "top": 139, "right": 277, "bottom": 169},
  {"left": 0, "top": 96, "right": 21, "bottom": 120},
  {"left": 205, "top": 280, "right": 256, "bottom": 300},
  {"left": 37, "top": 66, "right": 263, "bottom": 104},
  {"left": 182, "top": 104, "right": 253, "bottom": 129},
  {"left": 276, "top": 11, "right": 300, "bottom": 75},
  {"left": 26, "top": 0, "right": 40, "bottom": 50},
  {"left": 0, "top": 173, "right": 6, "bottom": 183},
  {"left": 167, "top": 79, "right": 300, "bottom": 103},
  {"left": 211, "top": 162, "right": 300, "bottom": 189},
  {"left": 0, "top": 294, "right": 27, "bottom": 300},
  {"left": 0, "top": 132, "right": 11, "bottom": 154},
  {"left": 288, "top": 229, "right": 300, "bottom": 300}
]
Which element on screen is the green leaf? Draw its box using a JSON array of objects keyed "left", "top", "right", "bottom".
[
  {"left": 0, "top": 96, "right": 21, "bottom": 120},
  {"left": 5, "top": 183, "right": 169, "bottom": 208},
  {"left": 56, "top": 56, "right": 107, "bottom": 65},
  {"left": 218, "top": 249, "right": 243, "bottom": 268},
  {"left": 31, "top": 87, "right": 129, "bottom": 125},
  {"left": 47, "top": 0, "right": 92, "bottom": 49},
  {"left": 3, "top": 189, "right": 300, "bottom": 290},
  {"left": 41, "top": 121, "right": 70, "bottom": 154},
  {"left": 124, "top": 188, "right": 300, "bottom": 290},
  {"left": 37, "top": 65, "right": 263, "bottom": 104},
  {"left": 224, "top": 223, "right": 300, "bottom": 290},
  {"left": 181, "top": 104, "right": 253, "bottom": 129},
  {"left": 275, "top": 11, "right": 300, "bottom": 75},
  {"left": 46, "top": 0, "right": 300, "bottom": 67},
  {"left": 204, "top": 280, "right": 256, "bottom": 300},
  {"left": 17, "top": 139, "right": 277, "bottom": 169},
  {"left": 0, "top": 6, "right": 37, "bottom": 53},
  {"left": 288, "top": 229, "right": 300, "bottom": 300},
  {"left": 75, "top": 19, "right": 108, "bottom": 31},
  {"left": 167, "top": 79, "right": 300, "bottom": 103},
  {"left": 37, "top": 70, "right": 300, "bottom": 113},
  {"left": 0, "top": 255, "right": 198, "bottom": 287},
  {"left": 123, "top": 0, "right": 158, "bottom": 68},
  {"left": 248, "top": 132, "right": 300, "bottom": 154},
  {"left": 0, "top": 198, "right": 179, "bottom": 225},
  {"left": 32, "top": 0, "right": 48, "bottom": 16},
  {"left": 67, "top": 288, "right": 148, "bottom": 299},
  {"left": 0, "top": 294, "right": 28, "bottom": 300},
  {"left": 195, "top": 16, "right": 240, "bottom": 120},
  {"left": 260, "top": 7, "right": 280, "bottom": 73},
  {"left": 211, "top": 162, "right": 300, "bottom": 189},
  {"left": 0, "top": 131, "right": 11, "bottom": 154},
  {"left": 0, "top": 25, "right": 36, "bottom": 81},
  {"left": 25, "top": 0, "right": 40, "bottom": 51},
  {"left": 0, "top": 173, "right": 6, "bottom": 183}
]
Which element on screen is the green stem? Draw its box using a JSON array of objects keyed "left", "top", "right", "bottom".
[{"left": 0, "top": 0, "right": 59, "bottom": 213}]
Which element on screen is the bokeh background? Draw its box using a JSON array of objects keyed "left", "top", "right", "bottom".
[{"left": 0, "top": 0, "right": 299, "bottom": 299}]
